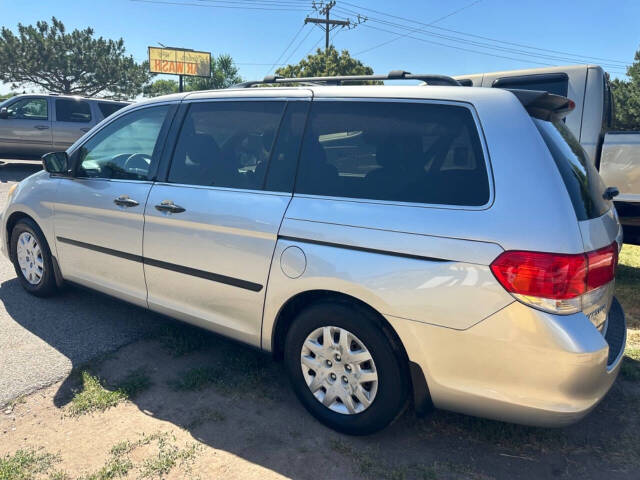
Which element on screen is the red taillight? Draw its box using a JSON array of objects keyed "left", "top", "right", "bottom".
[
  {"left": 490, "top": 251, "right": 587, "bottom": 300},
  {"left": 490, "top": 242, "right": 618, "bottom": 301},
  {"left": 586, "top": 242, "right": 618, "bottom": 290}
]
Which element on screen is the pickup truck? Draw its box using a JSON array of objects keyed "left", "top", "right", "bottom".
[
  {"left": 0, "top": 94, "right": 129, "bottom": 159},
  {"left": 454, "top": 64, "right": 640, "bottom": 244}
]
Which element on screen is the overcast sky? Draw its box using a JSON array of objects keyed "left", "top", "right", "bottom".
[{"left": 1, "top": 0, "right": 638, "bottom": 94}]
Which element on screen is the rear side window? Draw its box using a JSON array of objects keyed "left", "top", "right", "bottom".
[
  {"left": 295, "top": 101, "right": 490, "bottom": 206},
  {"left": 98, "top": 102, "right": 127, "bottom": 118},
  {"left": 492, "top": 73, "right": 568, "bottom": 97},
  {"left": 56, "top": 99, "right": 92, "bottom": 123},
  {"left": 168, "top": 101, "right": 285, "bottom": 190},
  {"left": 534, "top": 118, "right": 609, "bottom": 220}
]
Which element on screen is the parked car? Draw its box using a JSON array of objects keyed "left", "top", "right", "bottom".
[
  {"left": 1, "top": 72, "right": 626, "bottom": 435},
  {"left": 0, "top": 94, "right": 129, "bottom": 159},
  {"left": 454, "top": 64, "right": 640, "bottom": 244}
]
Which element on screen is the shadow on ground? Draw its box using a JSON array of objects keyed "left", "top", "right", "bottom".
[{"left": 2, "top": 278, "right": 639, "bottom": 480}]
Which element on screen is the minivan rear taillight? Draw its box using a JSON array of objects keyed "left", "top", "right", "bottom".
[{"left": 490, "top": 242, "right": 618, "bottom": 314}]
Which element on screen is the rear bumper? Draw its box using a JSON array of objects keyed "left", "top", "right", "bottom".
[{"left": 389, "top": 297, "right": 626, "bottom": 427}]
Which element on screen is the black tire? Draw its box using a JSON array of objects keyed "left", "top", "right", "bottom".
[
  {"left": 10, "top": 218, "right": 58, "bottom": 297},
  {"left": 284, "top": 301, "right": 409, "bottom": 435}
]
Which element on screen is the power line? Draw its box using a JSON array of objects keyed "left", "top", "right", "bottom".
[
  {"left": 131, "top": 0, "right": 308, "bottom": 11},
  {"left": 281, "top": 24, "right": 316, "bottom": 66},
  {"left": 336, "top": 6, "right": 627, "bottom": 71},
  {"left": 265, "top": 23, "right": 307, "bottom": 75},
  {"left": 339, "top": 1, "right": 628, "bottom": 67},
  {"left": 353, "top": 0, "right": 482, "bottom": 56},
  {"left": 304, "top": 32, "right": 325, "bottom": 57}
]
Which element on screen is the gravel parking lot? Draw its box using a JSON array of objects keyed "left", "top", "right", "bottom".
[{"left": 0, "top": 159, "right": 165, "bottom": 406}]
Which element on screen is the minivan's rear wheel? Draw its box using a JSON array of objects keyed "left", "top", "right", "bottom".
[
  {"left": 284, "top": 301, "right": 408, "bottom": 435},
  {"left": 10, "top": 218, "right": 57, "bottom": 296}
]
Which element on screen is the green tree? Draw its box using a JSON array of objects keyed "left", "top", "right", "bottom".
[
  {"left": 0, "top": 17, "right": 152, "bottom": 99},
  {"left": 611, "top": 48, "right": 640, "bottom": 130},
  {"left": 142, "top": 79, "right": 178, "bottom": 97},
  {"left": 184, "top": 54, "right": 242, "bottom": 91},
  {"left": 275, "top": 46, "right": 376, "bottom": 83}
]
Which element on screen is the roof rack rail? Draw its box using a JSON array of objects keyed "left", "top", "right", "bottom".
[{"left": 232, "top": 70, "right": 461, "bottom": 88}]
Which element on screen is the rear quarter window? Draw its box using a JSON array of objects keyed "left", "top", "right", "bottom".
[
  {"left": 56, "top": 98, "right": 92, "bottom": 123},
  {"left": 534, "top": 118, "right": 609, "bottom": 220},
  {"left": 295, "top": 101, "right": 490, "bottom": 207}
]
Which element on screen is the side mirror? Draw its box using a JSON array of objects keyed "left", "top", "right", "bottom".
[
  {"left": 42, "top": 152, "right": 70, "bottom": 175},
  {"left": 0, "top": 108, "right": 8, "bottom": 119}
]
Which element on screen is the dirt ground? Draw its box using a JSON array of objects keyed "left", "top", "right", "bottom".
[{"left": 1, "top": 318, "right": 639, "bottom": 480}]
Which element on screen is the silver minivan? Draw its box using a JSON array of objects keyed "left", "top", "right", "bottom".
[
  {"left": 0, "top": 94, "right": 128, "bottom": 158},
  {"left": 1, "top": 73, "right": 626, "bottom": 435}
]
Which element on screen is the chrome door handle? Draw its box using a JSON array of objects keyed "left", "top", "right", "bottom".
[
  {"left": 34, "top": 125, "right": 49, "bottom": 130},
  {"left": 114, "top": 195, "right": 139, "bottom": 207},
  {"left": 155, "top": 200, "right": 186, "bottom": 214}
]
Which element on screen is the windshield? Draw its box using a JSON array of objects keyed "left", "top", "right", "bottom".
[{"left": 534, "top": 118, "right": 609, "bottom": 221}]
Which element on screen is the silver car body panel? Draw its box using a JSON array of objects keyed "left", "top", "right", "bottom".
[
  {"left": 143, "top": 183, "right": 292, "bottom": 346},
  {"left": 0, "top": 85, "right": 625, "bottom": 427},
  {"left": 53, "top": 178, "right": 152, "bottom": 308}
]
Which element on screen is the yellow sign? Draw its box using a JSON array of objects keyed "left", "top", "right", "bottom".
[{"left": 148, "top": 47, "right": 211, "bottom": 77}]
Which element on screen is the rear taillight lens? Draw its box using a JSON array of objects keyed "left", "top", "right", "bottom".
[
  {"left": 586, "top": 243, "right": 618, "bottom": 291},
  {"left": 490, "top": 242, "right": 618, "bottom": 314}
]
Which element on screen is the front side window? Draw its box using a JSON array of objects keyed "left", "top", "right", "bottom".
[
  {"left": 168, "top": 101, "right": 286, "bottom": 190},
  {"left": 56, "top": 99, "right": 92, "bottom": 123},
  {"left": 76, "top": 105, "right": 169, "bottom": 180},
  {"left": 295, "top": 101, "right": 490, "bottom": 206},
  {"left": 6, "top": 98, "right": 48, "bottom": 120}
]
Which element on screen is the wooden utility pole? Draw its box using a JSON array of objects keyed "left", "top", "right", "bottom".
[{"left": 305, "top": 1, "right": 350, "bottom": 51}]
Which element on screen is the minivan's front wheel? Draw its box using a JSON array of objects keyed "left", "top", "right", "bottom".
[
  {"left": 10, "top": 218, "right": 57, "bottom": 297},
  {"left": 284, "top": 301, "right": 408, "bottom": 435}
]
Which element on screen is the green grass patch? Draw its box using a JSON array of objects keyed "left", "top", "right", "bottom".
[
  {"left": 68, "top": 372, "right": 127, "bottom": 416},
  {"left": 168, "top": 349, "right": 276, "bottom": 398},
  {"left": 168, "top": 366, "right": 222, "bottom": 392},
  {"left": 117, "top": 367, "right": 152, "bottom": 398},
  {"left": 138, "top": 434, "right": 200, "bottom": 479},
  {"left": 617, "top": 244, "right": 640, "bottom": 329},
  {"left": 0, "top": 448, "right": 60, "bottom": 480},
  {"left": 155, "top": 323, "right": 210, "bottom": 357},
  {"left": 68, "top": 369, "right": 152, "bottom": 416},
  {"left": 328, "top": 439, "right": 485, "bottom": 480},
  {"left": 186, "top": 407, "right": 226, "bottom": 429},
  {"left": 621, "top": 348, "right": 640, "bottom": 381}
]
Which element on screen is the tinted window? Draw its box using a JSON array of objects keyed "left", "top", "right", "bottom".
[
  {"left": 168, "top": 101, "right": 285, "bottom": 190},
  {"left": 6, "top": 98, "right": 48, "bottom": 120},
  {"left": 265, "top": 101, "right": 309, "bottom": 192},
  {"left": 535, "top": 118, "right": 609, "bottom": 220},
  {"left": 493, "top": 74, "right": 569, "bottom": 97},
  {"left": 76, "top": 105, "right": 169, "bottom": 180},
  {"left": 56, "top": 99, "right": 92, "bottom": 123},
  {"left": 98, "top": 102, "right": 128, "bottom": 118},
  {"left": 295, "top": 101, "right": 490, "bottom": 206}
]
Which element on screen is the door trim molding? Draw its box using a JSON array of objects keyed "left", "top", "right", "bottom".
[{"left": 56, "top": 236, "right": 263, "bottom": 292}]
